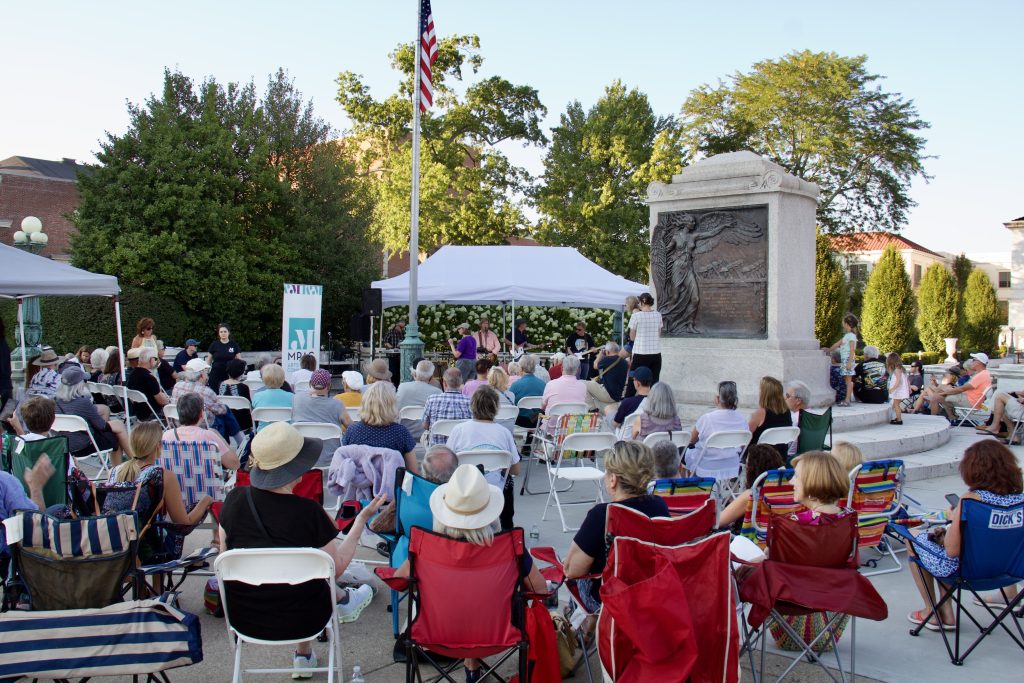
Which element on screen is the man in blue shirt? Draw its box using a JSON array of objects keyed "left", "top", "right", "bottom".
[
  {"left": 173, "top": 339, "right": 200, "bottom": 374},
  {"left": 585, "top": 342, "right": 629, "bottom": 412}
]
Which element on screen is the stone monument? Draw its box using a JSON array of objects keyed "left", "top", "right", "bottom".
[{"left": 647, "top": 151, "right": 832, "bottom": 408}]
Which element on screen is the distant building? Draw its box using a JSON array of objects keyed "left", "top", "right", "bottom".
[
  {"left": 0, "top": 155, "right": 89, "bottom": 261},
  {"left": 830, "top": 229, "right": 1019, "bottom": 345}
]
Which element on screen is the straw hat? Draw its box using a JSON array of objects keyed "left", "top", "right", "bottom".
[
  {"left": 32, "top": 348, "right": 60, "bottom": 366},
  {"left": 125, "top": 347, "right": 142, "bottom": 360},
  {"left": 429, "top": 464, "right": 504, "bottom": 530},
  {"left": 365, "top": 358, "right": 392, "bottom": 381},
  {"left": 249, "top": 422, "right": 322, "bottom": 490}
]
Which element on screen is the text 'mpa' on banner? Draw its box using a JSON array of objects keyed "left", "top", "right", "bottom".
[{"left": 282, "top": 283, "right": 323, "bottom": 375}]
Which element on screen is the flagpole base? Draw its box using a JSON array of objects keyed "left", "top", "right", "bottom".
[{"left": 399, "top": 325, "right": 426, "bottom": 383}]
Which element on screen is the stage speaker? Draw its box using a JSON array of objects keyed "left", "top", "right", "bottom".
[
  {"left": 349, "top": 314, "right": 371, "bottom": 343},
  {"left": 361, "top": 288, "right": 383, "bottom": 316}
]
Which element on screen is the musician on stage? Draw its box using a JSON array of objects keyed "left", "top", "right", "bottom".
[
  {"left": 383, "top": 319, "right": 406, "bottom": 349},
  {"left": 505, "top": 318, "right": 541, "bottom": 359},
  {"left": 473, "top": 317, "right": 501, "bottom": 361},
  {"left": 565, "top": 321, "right": 597, "bottom": 380}
]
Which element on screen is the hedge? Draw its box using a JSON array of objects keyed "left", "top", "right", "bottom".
[
  {"left": 381, "top": 304, "right": 621, "bottom": 352},
  {"left": 0, "top": 285, "right": 193, "bottom": 355},
  {"left": 900, "top": 351, "right": 943, "bottom": 365}
]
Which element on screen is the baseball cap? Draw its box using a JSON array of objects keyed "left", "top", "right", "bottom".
[
  {"left": 310, "top": 368, "right": 332, "bottom": 389},
  {"left": 629, "top": 366, "right": 653, "bottom": 382},
  {"left": 969, "top": 352, "right": 990, "bottom": 365},
  {"left": 185, "top": 358, "right": 211, "bottom": 373},
  {"left": 185, "top": 338, "right": 200, "bottom": 347}
]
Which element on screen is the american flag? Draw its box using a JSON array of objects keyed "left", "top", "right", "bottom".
[{"left": 419, "top": 0, "right": 439, "bottom": 111}]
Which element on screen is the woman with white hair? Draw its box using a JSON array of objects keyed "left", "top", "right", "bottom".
[
  {"left": 88, "top": 348, "right": 109, "bottom": 382},
  {"left": 685, "top": 380, "right": 748, "bottom": 478},
  {"left": 853, "top": 345, "right": 889, "bottom": 404},
  {"left": 342, "top": 381, "right": 419, "bottom": 474},
  {"left": 631, "top": 382, "right": 682, "bottom": 439},
  {"left": 251, "top": 363, "right": 294, "bottom": 432},
  {"left": 55, "top": 365, "right": 130, "bottom": 464},
  {"left": 172, "top": 358, "right": 243, "bottom": 443},
  {"left": 541, "top": 354, "right": 586, "bottom": 412}
]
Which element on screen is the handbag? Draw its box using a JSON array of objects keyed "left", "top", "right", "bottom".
[{"left": 550, "top": 611, "right": 578, "bottom": 677}]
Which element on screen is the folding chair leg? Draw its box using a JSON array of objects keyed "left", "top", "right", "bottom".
[{"left": 232, "top": 635, "right": 242, "bottom": 683}]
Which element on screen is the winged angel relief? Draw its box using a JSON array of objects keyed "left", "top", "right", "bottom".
[{"left": 651, "top": 211, "right": 763, "bottom": 335}]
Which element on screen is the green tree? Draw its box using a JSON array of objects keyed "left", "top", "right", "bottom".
[
  {"left": 952, "top": 253, "right": 973, "bottom": 293},
  {"left": 915, "top": 263, "right": 960, "bottom": 353},
  {"left": 681, "top": 50, "right": 930, "bottom": 234},
  {"left": 72, "top": 69, "right": 378, "bottom": 347},
  {"left": 815, "top": 231, "right": 848, "bottom": 346},
  {"left": 532, "top": 81, "right": 685, "bottom": 281},
  {"left": 960, "top": 269, "right": 1002, "bottom": 355},
  {"left": 860, "top": 246, "right": 916, "bottom": 352},
  {"left": 336, "top": 35, "right": 546, "bottom": 254}
]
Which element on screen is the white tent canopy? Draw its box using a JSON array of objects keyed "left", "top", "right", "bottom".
[
  {"left": 0, "top": 242, "right": 120, "bottom": 298},
  {"left": 372, "top": 245, "right": 646, "bottom": 309}
]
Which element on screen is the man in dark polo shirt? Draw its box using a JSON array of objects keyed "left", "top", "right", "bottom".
[{"left": 584, "top": 342, "right": 628, "bottom": 413}]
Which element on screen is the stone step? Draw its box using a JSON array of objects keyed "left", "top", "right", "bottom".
[{"left": 831, "top": 413, "right": 951, "bottom": 461}]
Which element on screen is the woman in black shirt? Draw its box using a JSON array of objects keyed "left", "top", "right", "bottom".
[{"left": 207, "top": 323, "right": 241, "bottom": 393}]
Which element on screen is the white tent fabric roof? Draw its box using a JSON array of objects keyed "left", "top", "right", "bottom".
[
  {"left": 0, "top": 242, "right": 120, "bottom": 297},
  {"left": 372, "top": 245, "right": 646, "bottom": 309}
]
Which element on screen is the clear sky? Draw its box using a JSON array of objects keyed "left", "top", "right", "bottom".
[{"left": 2, "top": 1, "right": 1020, "bottom": 254}]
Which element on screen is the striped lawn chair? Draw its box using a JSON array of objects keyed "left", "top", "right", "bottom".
[
  {"left": 741, "top": 468, "right": 806, "bottom": 549},
  {"left": 158, "top": 440, "right": 227, "bottom": 507},
  {"left": 2, "top": 509, "right": 139, "bottom": 611},
  {"left": 0, "top": 597, "right": 202, "bottom": 682},
  {"left": 522, "top": 412, "right": 602, "bottom": 495},
  {"left": 847, "top": 459, "right": 906, "bottom": 576},
  {"left": 651, "top": 476, "right": 717, "bottom": 516}
]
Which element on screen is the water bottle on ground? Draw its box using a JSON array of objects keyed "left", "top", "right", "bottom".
[
  {"left": 350, "top": 663, "right": 365, "bottom": 682},
  {"left": 529, "top": 524, "right": 540, "bottom": 547}
]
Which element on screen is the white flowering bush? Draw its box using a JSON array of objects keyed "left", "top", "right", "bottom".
[{"left": 382, "top": 304, "right": 622, "bottom": 352}]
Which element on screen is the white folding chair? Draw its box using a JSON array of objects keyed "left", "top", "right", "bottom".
[
  {"left": 219, "top": 395, "right": 254, "bottom": 433},
  {"left": 214, "top": 548, "right": 343, "bottom": 683},
  {"left": 642, "top": 430, "right": 690, "bottom": 448},
  {"left": 292, "top": 422, "right": 343, "bottom": 441},
  {"left": 496, "top": 404, "right": 520, "bottom": 421},
  {"left": 163, "top": 403, "right": 180, "bottom": 426},
  {"left": 293, "top": 381, "right": 311, "bottom": 394},
  {"left": 686, "top": 429, "right": 752, "bottom": 504},
  {"left": 756, "top": 426, "right": 801, "bottom": 449},
  {"left": 250, "top": 406, "right": 293, "bottom": 430},
  {"left": 425, "top": 418, "right": 466, "bottom": 444},
  {"left": 398, "top": 405, "right": 425, "bottom": 423},
  {"left": 346, "top": 406, "right": 361, "bottom": 423},
  {"left": 541, "top": 432, "right": 616, "bottom": 532},
  {"left": 512, "top": 395, "right": 543, "bottom": 446},
  {"left": 52, "top": 413, "right": 114, "bottom": 480},
  {"left": 617, "top": 412, "right": 642, "bottom": 440},
  {"left": 125, "top": 387, "right": 167, "bottom": 429},
  {"left": 456, "top": 449, "right": 513, "bottom": 473},
  {"left": 953, "top": 385, "right": 996, "bottom": 428}
]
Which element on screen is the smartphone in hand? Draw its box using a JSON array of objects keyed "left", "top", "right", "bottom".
[{"left": 944, "top": 493, "right": 960, "bottom": 508}]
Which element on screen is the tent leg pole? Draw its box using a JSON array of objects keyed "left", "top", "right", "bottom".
[
  {"left": 114, "top": 297, "right": 131, "bottom": 434},
  {"left": 17, "top": 298, "right": 26, "bottom": 370}
]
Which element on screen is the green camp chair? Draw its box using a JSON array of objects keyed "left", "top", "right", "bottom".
[
  {"left": 1, "top": 434, "right": 71, "bottom": 509},
  {"left": 796, "top": 407, "right": 832, "bottom": 457}
]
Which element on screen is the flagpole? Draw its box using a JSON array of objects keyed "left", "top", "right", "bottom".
[{"left": 400, "top": 0, "right": 426, "bottom": 383}]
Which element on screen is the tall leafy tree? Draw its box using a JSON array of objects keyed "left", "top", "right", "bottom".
[
  {"left": 336, "top": 35, "right": 546, "bottom": 254},
  {"left": 533, "top": 81, "right": 685, "bottom": 281},
  {"left": 860, "top": 246, "right": 916, "bottom": 352},
  {"left": 681, "top": 51, "right": 931, "bottom": 234},
  {"left": 915, "top": 263, "right": 960, "bottom": 353},
  {"left": 72, "top": 69, "right": 378, "bottom": 346},
  {"left": 952, "top": 253, "right": 974, "bottom": 293},
  {"left": 960, "top": 269, "right": 1002, "bottom": 355},
  {"left": 815, "top": 232, "right": 848, "bottom": 346}
]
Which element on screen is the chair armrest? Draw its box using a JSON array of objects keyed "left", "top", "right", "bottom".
[{"left": 374, "top": 567, "right": 410, "bottom": 592}]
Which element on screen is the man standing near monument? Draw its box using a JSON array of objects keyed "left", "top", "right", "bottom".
[{"left": 624, "top": 293, "right": 663, "bottom": 397}]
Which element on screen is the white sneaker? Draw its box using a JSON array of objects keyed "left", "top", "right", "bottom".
[
  {"left": 291, "top": 650, "right": 317, "bottom": 679},
  {"left": 336, "top": 583, "right": 373, "bottom": 623}
]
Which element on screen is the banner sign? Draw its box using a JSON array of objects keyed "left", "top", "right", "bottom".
[{"left": 282, "top": 283, "right": 323, "bottom": 375}]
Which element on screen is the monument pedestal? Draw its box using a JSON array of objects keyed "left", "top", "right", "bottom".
[{"left": 647, "top": 151, "right": 832, "bottom": 407}]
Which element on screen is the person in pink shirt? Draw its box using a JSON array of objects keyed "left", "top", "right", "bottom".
[
  {"left": 541, "top": 355, "right": 587, "bottom": 414},
  {"left": 462, "top": 358, "right": 493, "bottom": 397},
  {"left": 162, "top": 392, "right": 240, "bottom": 471}
]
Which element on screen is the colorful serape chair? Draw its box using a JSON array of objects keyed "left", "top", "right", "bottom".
[
  {"left": 741, "top": 468, "right": 806, "bottom": 549},
  {"left": 651, "top": 476, "right": 717, "bottom": 515},
  {"left": 847, "top": 459, "right": 905, "bottom": 576},
  {"left": 522, "top": 412, "right": 603, "bottom": 495}
]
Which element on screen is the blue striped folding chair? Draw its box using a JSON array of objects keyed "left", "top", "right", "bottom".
[
  {"left": 0, "top": 597, "right": 202, "bottom": 682},
  {"left": 158, "top": 439, "right": 227, "bottom": 508},
  {"left": 2, "top": 509, "right": 139, "bottom": 611}
]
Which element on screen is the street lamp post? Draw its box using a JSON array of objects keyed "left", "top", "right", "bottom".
[{"left": 11, "top": 216, "right": 48, "bottom": 367}]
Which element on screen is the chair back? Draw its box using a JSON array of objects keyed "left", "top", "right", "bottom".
[
  {"left": 163, "top": 403, "right": 180, "bottom": 424},
  {"left": 398, "top": 405, "right": 425, "bottom": 422},
  {"left": 558, "top": 431, "right": 616, "bottom": 462},
  {"left": 546, "top": 412, "right": 602, "bottom": 449},
  {"left": 756, "top": 426, "right": 800, "bottom": 447},
  {"left": 391, "top": 467, "right": 440, "bottom": 569},
  {"left": 158, "top": 439, "right": 226, "bottom": 506},
  {"left": 3, "top": 509, "right": 138, "bottom": 610},
  {"left": 219, "top": 395, "right": 252, "bottom": 411},
  {"left": 650, "top": 476, "right": 716, "bottom": 515},
  {"left": 251, "top": 406, "right": 292, "bottom": 425},
  {"left": 516, "top": 395, "right": 543, "bottom": 411},
  {"left": 847, "top": 459, "right": 905, "bottom": 550},
  {"left": 428, "top": 418, "right": 465, "bottom": 440},
  {"left": 704, "top": 429, "right": 752, "bottom": 450},
  {"left": 547, "top": 402, "right": 588, "bottom": 417},
  {"left": 214, "top": 547, "right": 337, "bottom": 642},
  {"left": 456, "top": 449, "right": 513, "bottom": 473},
  {"left": 1, "top": 434, "right": 71, "bottom": 508},
  {"left": 292, "top": 421, "right": 343, "bottom": 441},
  {"left": 796, "top": 407, "right": 832, "bottom": 454},
  {"left": 496, "top": 404, "right": 519, "bottom": 421},
  {"left": 766, "top": 510, "right": 858, "bottom": 568},
  {"left": 346, "top": 406, "right": 361, "bottom": 422},
  {"left": 242, "top": 379, "right": 265, "bottom": 393},
  {"left": 744, "top": 468, "right": 805, "bottom": 548},
  {"left": 606, "top": 499, "right": 715, "bottom": 546},
  {"left": 406, "top": 527, "right": 526, "bottom": 659},
  {"left": 617, "top": 412, "right": 641, "bottom": 440},
  {"left": 293, "top": 381, "right": 311, "bottom": 393},
  {"left": 126, "top": 388, "right": 165, "bottom": 427},
  {"left": 643, "top": 430, "right": 689, "bottom": 447},
  {"left": 959, "top": 497, "right": 1024, "bottom": 585}
]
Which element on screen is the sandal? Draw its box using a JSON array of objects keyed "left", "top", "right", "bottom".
[
  {"left": 890, "top": 419, "right": 903, "bottom": 425},
  {"left": 907, "top": 609, "right": 955, "bottom": 631}
]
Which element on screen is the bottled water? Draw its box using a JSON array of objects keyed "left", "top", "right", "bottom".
[
  {"left": 529, "top": 524, "right": 540, "bottom": 546},
  {"left": 350, "top": 664, "right": 365, "bottom": 682}
]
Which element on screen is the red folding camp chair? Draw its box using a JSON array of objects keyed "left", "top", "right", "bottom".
[
  {"left": 375, "top": 527, "right": 560, "bottom": 682},
  {"left": 737, "top": 511, "right": 888, "bottom": 683},
  {"left": 599, "top": 531, "right": 739, "bottom": 682}
]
